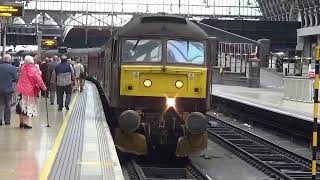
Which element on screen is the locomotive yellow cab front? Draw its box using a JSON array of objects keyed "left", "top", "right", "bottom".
[{"left": 120, "top": 65, "right": 208, "bottom": 99}]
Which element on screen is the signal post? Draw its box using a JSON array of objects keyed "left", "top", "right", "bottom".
[{"left": 312, "top": 47, "right": 320, "bottom": 179}]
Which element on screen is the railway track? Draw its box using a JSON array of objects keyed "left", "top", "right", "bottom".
[
  {"left": 211, "top": 95, "right": 310, "bottom": 142},
  {"left": 207, "top": 114, "right": 320, "bottom": 180},
  {"left": 125, "top": 158, "right": 212, "bottom": 180}
]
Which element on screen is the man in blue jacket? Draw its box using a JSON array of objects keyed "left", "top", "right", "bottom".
[
  {"left": 51, "top": 55, "right": 74, "bottom": 111},
  {"left": 0, "top": 54, "right": 18, "bottom": 125}
]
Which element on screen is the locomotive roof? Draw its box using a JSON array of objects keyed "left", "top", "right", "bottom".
[{"left": 115, "top": 14, "right": 209, "bottom": 39}]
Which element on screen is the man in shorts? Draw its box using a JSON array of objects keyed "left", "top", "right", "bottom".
[{"left": 73, "top": 58, "right": 85, "bottom": 92}]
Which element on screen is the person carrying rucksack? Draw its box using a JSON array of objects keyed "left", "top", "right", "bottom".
[{"left": 51, "top": 55, "right": 75, "bottom": 111}]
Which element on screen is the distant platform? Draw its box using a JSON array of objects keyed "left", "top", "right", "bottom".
[{"left": 211, "top": 84, "right": 314, "bottom": 122}]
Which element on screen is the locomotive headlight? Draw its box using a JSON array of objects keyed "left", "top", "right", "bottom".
[
  {"left": 166, "top": 98, "right": 176, "bottom": 107},
  {"left": 143, "top": 79, "right": 152, "bottom": 87},
  {"left": 175, "top": 80, "right": 184, "bottom": 89}
]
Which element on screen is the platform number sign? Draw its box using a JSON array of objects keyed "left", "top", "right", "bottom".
[{"left": 0, "top": 3, "right": 24, "bottom": 17}]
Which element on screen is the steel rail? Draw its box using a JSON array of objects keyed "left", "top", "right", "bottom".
[
  {"left": 207, "top": 114, "right": 320, "bottom": 180},
  {"left": 126, "top": 158, "right": 212, "bottom": 180}
]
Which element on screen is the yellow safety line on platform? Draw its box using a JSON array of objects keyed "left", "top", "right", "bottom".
[{"left": 39, "top": 93, "right": 79, "bottom": 180}]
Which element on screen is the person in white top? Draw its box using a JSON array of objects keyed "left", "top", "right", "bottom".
[{"left": 73, "top": 58, "right": 85, "bottom": 92}]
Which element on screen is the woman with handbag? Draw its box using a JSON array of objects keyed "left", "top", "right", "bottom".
[{"left": 16, "top": 55, "right": 47, "bottom": 129}]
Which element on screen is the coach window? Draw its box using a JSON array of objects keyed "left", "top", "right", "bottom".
[
  {"left": 167, "top": 40, "right": 205, "bottom": 65},
  {"left": 122, "top": 39, "right": 162, "bottom": 63}
]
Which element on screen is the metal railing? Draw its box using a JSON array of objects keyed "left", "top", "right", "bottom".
[
  {"left": 268, "top": 54, "right": 311, "bottom": 77},
  {"left": 217, "top": 42, "right": 257, "bottom": 77}
]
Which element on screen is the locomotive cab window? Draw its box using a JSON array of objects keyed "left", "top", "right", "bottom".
[
  {"left": 122, "top": 39, "right": 162, "bottom": 63},
  {"left": 167, "top": 40, "right": 205, "bottom": 65}
]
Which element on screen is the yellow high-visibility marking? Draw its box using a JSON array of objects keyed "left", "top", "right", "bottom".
[
  {"left": 39, "top": 94, "right": 78, "bottom": 180},
  {"left": 313, "top": 132, "right": 318, "bottom": 147},
  {"left": 313, "top": 160, "right": 317, "bottom": 175},
  {"left": 316, "top": 47, "right": 320, "bottom": 60},
  {"left": 315, "top": 75, "right": 319, "bottom": 89},
  {"left": 312, "top": 47, "right": 320, "bottom": 180},
  {"left": 314, "top": 103, "right": 318, "bottom": 119}
]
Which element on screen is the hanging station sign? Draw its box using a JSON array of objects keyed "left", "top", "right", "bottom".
[
  {"left": 41, "top": 39, "right": 58, "bottom": 49},
  {"left": 0, "top": 3, "right": 24, "bottom": 17}
]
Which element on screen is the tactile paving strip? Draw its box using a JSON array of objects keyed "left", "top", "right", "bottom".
[
  {"left": 48, "top": 82, "right": 124, "bottom": 180},
  {"left": 48, "top": 89, "right": 87, "bottom": 180}
]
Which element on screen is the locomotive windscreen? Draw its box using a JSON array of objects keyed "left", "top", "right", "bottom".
[
  {"left": 167, "top": 40, "right": 205, "bottom": 65},
  {"left": 123, "top": 39, "right": 162, "bottom": 62}
]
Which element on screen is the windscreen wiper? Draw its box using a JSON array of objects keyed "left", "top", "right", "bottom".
[
  {"left": 132, "top": 40, "right": 140, "bottom": 52},
  {"left": 187, "top": 40, "right": 189, "bottom": 57}
]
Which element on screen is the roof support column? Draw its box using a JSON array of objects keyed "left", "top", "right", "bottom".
[
  {"left": 314, "top": 6, "right": 319, "bottom": 26},
  {"left": 304, "top": 8, "right": 310, "bottom": 27},
  {"left": 309, "top": 8, "right": 315, "bottom": 26}
]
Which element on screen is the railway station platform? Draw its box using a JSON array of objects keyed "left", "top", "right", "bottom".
[
  {"left": 211, "top": 84, "right": 314, "bottom": 122},
  {"left": 0, "top": 82, "right": 123, "bottom": 180}
]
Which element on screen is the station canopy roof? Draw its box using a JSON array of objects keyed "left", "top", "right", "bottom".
[{"left": 11, "top": 0, "right": 262, "bottom": 27}]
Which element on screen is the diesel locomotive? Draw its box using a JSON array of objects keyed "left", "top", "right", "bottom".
[
  {"left": 102, "top": 14, "right": 217, "bottom": 157},
  {"left": 16, "top": 14, "right": 218, "bottom": 157}
]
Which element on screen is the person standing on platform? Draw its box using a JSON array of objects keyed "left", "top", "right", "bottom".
[
  {"left": 0, "top": 54, "right": 18, "bottom": 126},
  {"left": 40, "top": 57, "right": 50, "bottom": 97},
  {"left": 73, "top": 58, "right": 85, "bottom": 92},
  {"left": 47, "top": 56, "right": 60, "bottom": 105},
  {"left": 51, "top": 55, "right": 75, "bottom": 111},
  {"left": 16, "top": 55, "right": 47, "bottom": 129},
  {"left": 34, "top": 55, "right": 42, "bottom": 75}
]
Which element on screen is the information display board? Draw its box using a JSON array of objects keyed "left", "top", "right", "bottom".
[
  {"left": 0, "top": 3, "right": 24, "bottom": 17},
  {"left": 41, "top": 39, "right": 58, "bottom": 49}
]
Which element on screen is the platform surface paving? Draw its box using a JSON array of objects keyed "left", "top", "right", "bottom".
[
  {"left": 212, "top": 84, "right": 316, "bottom": 121},
  {"left": 0, "top": 82, "right": 123, "bottom": 180},
  {"left": 0, "top": 94, "right": 67, "bottom": 179},
  {"left": 47, "top": 82, "right": 123, "bottom": 180}
]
